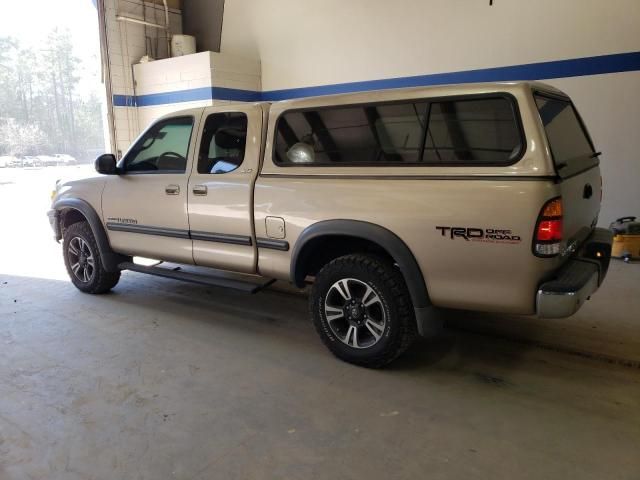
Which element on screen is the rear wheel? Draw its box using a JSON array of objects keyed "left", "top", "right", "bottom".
[
  {"left": 310, "top": 254, "right": 417, "bottom": 368},
  {"left": 63, "top": 221, "right": 120, "bottom": 293}
]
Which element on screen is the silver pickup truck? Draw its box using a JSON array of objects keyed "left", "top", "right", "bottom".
[{"left": 48, "top": 81, "right": 613, "bottom": 367}]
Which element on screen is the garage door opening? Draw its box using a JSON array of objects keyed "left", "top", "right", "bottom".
[
  {"left": 0, "top": 0, "right": 106, "bottom": 169},
  {"left": 0, "top": 0, "right": 105, "bottom": 280}
]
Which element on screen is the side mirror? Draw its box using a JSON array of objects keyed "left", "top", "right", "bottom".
[{"left": 95, "top": 154, "right": 118, "bottom": 175}]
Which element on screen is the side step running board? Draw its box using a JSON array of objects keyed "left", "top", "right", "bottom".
[{"left": 118, "top": 262, "right": 276, "bottom": 294}]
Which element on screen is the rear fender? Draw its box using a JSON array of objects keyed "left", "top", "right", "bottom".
[{"left": 292, "top": 220, "right": 441, "bottom": 337}]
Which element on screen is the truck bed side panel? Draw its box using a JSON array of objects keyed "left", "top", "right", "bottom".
[{"left": 254, "top": 176, "right": 560, "bottom": 314}]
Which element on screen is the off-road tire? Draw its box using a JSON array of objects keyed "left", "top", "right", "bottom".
[
  {"left": 63, "top": 221, "right": 120, "bottom": 294},
  {"left": 310, "top": 254, "right": 417, "bottom": 368}
]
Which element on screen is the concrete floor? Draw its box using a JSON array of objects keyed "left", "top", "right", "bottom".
[{"left": 1, "top": 167, "right": 640, "bottom": 479}]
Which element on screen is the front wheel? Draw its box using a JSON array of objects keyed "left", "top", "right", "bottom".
[
  {"left": 63, "top": 221, "right": 120, "bottom": 294},
  {"left": 310, "top": 254, "right": 417, "bottom": 368}
]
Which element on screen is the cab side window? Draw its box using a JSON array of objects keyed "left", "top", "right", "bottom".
[
  {"left": 124, "top": 116, "right": 194, "bottom": 173},
  {"left": 197, "top": 112, "right": 248, "bottom": 174}
]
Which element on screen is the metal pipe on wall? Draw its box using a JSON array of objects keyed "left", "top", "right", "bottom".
[
  {"left": 115, "top": 15, "right": 167, "bottom": 29},
  {"left": 97, "top": 0, "right": 118, "bottom": 155},
  {"left": 162, "top": 0, "right": 171, "bottom": 57}
]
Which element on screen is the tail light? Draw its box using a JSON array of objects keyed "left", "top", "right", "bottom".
[{"left": 534, "top": 197, "right": 563, "bottom": 257}]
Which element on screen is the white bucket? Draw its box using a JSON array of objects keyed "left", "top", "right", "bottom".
[{"left": 171, "top": 35, "right": 196, "bottom": 57}]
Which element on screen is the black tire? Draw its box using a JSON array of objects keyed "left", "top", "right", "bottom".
[
  {"left": 63, "top": 221, "right": 120, "bottom": 294},
  {"left": 310, "top": 254, "right": 417, "bottom": 368}
]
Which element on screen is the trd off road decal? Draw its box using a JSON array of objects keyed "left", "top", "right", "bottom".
[{"left": 435, "top": 226, "right": 521, "bottom": 244}]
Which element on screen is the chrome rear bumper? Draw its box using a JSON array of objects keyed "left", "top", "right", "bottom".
[{"left": 537, "top": 228, "right": 613, "bottom": 319}]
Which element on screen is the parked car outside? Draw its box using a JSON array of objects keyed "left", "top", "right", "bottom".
[
  {"left": 0, "top": 155, "right": 13, "bottom": 168},
  {"left": 37, "top": 155, "right": 57, "bottom": 166},
  {"left": 30, "top": 156, "right": 44, "bottom": 167},
  {"left": 22, "top": 156, "right": 39, "bottom": 167},
  {"left": 0, "top": 155, "right": 21, "bottom": 167},
  {"left": 54, "top": 154, "right": 77, "bottom": 165}
]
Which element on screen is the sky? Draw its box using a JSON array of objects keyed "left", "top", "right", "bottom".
[{"left": 0, "top": 0, "right": 102, "bottom": 97}]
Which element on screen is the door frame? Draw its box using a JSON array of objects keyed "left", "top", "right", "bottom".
[{"left": 186, "top": 103, "right": 265, "bottom": 272}]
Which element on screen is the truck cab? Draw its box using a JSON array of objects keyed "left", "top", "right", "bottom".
[{"left": 100, "top": 104, "right": 265, "bottom": 273}]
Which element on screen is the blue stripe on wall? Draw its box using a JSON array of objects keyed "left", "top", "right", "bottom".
[
  {"left": 113, "top": 51, "right": 640, "bottom": 107},
  {"left": 112, "top": 94, "right": 136, "bottom": 107},
  {"left": 262, "top": 51, "right": 640, "bottom": 101},
  {"left": 114, "top": 86, "right": 261, "bottom": 107},
  {"left": 211, "top": 87, "right": 261, "bottom": 103}
]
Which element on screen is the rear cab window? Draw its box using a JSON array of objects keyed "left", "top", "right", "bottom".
[
  {"left": 534, "top": 92, "right": 597, "bottom": 178},
  {"left": 197, "top": 112, "right": 248, "bottom": 174},
  {"left": 273, "top": 95, "right": 524, "bottom": 166}
]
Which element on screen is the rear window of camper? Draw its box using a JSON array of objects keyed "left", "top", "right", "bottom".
[{"left": 274, "top": 96, "right": 524, "bottom": 166}]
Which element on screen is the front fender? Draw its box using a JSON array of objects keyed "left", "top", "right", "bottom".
[{"left": 52, "top": 197, "right": 127, "bottom": 272}]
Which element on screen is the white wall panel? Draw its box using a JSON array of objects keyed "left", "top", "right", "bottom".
[{"left": 221, "top": 0, "right": 639, "bottom": 90}]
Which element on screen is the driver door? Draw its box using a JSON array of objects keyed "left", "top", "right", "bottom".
[{"left": 102, "top": 111, "right": 202, "bottom": 263}]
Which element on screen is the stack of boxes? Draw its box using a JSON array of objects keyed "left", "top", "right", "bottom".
[{"left": 131, "top": 52, "right": 262, "bottom": 140}]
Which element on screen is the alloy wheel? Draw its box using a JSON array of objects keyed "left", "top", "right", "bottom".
[
  {"left": 324, "top": 278, "right": 387, "bottom": 349},
  {"left": 68, "top": 236, "right": 95, "bottom": 283}
]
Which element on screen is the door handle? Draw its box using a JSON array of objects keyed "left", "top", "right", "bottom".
[
  {"left": 165, "top": 184, "right": 180, "bottom": 195},
  {"left": 193, "top": 185, "right": 208, "bottom": 196}
]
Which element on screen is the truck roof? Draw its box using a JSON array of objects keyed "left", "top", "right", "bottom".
[
  {"left": 159, "top": 80, "right": 565, "bottom": 118},
  {"left": 271, "top": 81, "right": 568, "bottom": 113}
]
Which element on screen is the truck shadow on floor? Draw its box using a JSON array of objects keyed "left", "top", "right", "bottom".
[{"left": 2, "top": 270, "right": 638, "bottom": 385}]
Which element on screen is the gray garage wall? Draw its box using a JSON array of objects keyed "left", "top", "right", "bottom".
[
  {"left": 218, "top": 0, "right": 640, "bottom": 226},
  {"left": 182, "top": 0, "right": 224, "bottom": 53}
]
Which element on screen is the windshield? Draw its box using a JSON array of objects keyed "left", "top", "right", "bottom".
[{"left": 535, "top": 93, "right": 597, "bottom": 178}]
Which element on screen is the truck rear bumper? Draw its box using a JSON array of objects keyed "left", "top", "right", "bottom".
[
  {"left": 537, "top": 228, "right": 613, "bottom": 318},
  {"left": 536, "top": 261, "right": 600, "bottom": 318}
]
